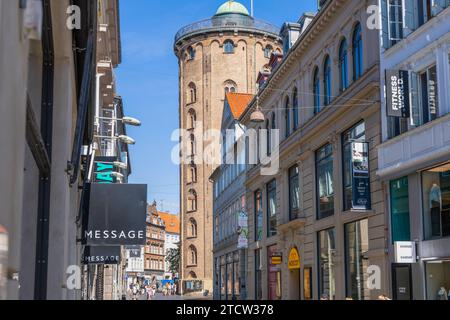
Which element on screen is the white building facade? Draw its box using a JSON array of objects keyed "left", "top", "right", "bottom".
[{"left": 378, "top": 0, "right": 450, "bottom": 300}]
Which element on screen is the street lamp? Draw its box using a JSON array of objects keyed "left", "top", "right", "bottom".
[
  {"left": 250, "top": 96, "right": 265, "bottom": 123},
  {"left": 93, "top": 135, "right": 136, "bottom": 145},
  {"left": 96, "top": 116, "right": 142, "bottom": 127}
]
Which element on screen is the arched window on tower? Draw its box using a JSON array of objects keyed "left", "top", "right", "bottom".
[
  {"left": 187, "top": 46, "right": 195, "bottom": 60},
  {"left": 189, "top": 165, "right": 197, "bottom": 183},
  {"left": 188, "top": 245, "right": 198, "bottom": 266},
  {"left": 264, "top": 45, "right": 273, "bottom": 58},
  {"left": 188, "top": 109, "right": 196, "bottom": 129},
  {"left": 224, "top": 40, "right": 235, "bottom": 54},
  {"left": 188, "top": 189, "right": 197, "bottom": 212},
  {"left": 189, "top": 218, "right": 198, "bottom": 238},
  {"left": 224, "top": 80, "right": 237, "bottom": 97},
  {"left": 189, "top": 133, "right": 196, "bottom": 156},
  {"left": 188, "top": 82, "right": 197, "bottom": 104}
]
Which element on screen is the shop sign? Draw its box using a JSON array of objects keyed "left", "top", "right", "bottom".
[
  {"left": 82, "top": 183, "right": 147, "bottom": 245},
  {"left": 394, "top": 241, "right": 417, "bottom": 263},
  {"left": 271, "top": 254, "right": 282, "bottom": 265},
  {"left": 351, "top": 142, "right": 371, "bottom": 210},
  {"left": 237, "top": 211, "right": 248, "bottom": 249},
  {"left": 288, "top": 247, "right": 301, "bottom": 270},
  {"left": 82, "top": 246, "right": 121, "bottom": 265},
  {"left": 94, "top": 157, "right": 118, "bottom": 184},
  {"left": 386, "top": 69, "right": 410, "bottom": 118}
]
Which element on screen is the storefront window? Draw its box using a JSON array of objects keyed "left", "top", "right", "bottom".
[
  {"left": 390, "top": 177, "right": 411, "bottom": 242},
  {"left": 303, "top": 267, "right": 313, "bottom": 300},
  {"left": 255, "top": 249, "right": 262, "bottom": 300},
  {"left": 318, "top": 228, "right": 336, "bottom": 300},
  {"left": 289, "top": 165, "right": 300, "bottom": 221},
  {"left": 267, "top": 180, "right": 277, "bottom": 237},
  {"left": 425, "top": 260, "right": 450, "bottom": 300},
  {"left": 255, "top": 190, "right": 263, "bottom": 241},
  {"left": 422, "top": 163, "right": 450, "bottom": 239},
  {"left": 345, "top": 219, "right": 370, "bottom": 300},
  {"left": 316, "top": 144, "right": 334, "bottom": 219},
  {"left": 342, "top": 122, "right": 367, "bottom": 211}
]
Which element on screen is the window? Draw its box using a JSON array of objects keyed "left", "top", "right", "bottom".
[
  {"left": 255, "top": 190, "right": 263, "bottom": 241},
  {"left": 422, "top": 162, "right": 450, "bottom": 240},
  {"left": 224, "top": 80, "right": 237, "bottom": 96},
  {"left": 387, "top": 0, "right": 404, "bottom": 46},
  {"left": 187, "top": 46, "right": 195, "bottom": 60},
  {"left": 304, "top": 267, "right": 313, "bottom": 300},
  {"left": 339, "top": 39, "right": 348, "bottom": 91},
  {"left": 342, "top": 122, "right": 368, "bottom": 211},
  {"left": 189, "top": 165, "right": 197, "bottom": 183},
  {"left": 188, "top": 83, "right": 197, "bottom": 103},
  {"left": 352, "top": 23, "right": 363, "bottom": 81},
  {"left": 264, "top": 45, "right": 273, "bottom": 59},
  {"left": 188, "top": 109, "right": 196, "bottom": 129},
  {"left": 255, "top": 249, "right": 262, "bottom": 300},
  {"left": 224, "top": 40, "right": 235, "bottom": 54},
  {"left": 390, "top": 177, "right": 411, "bottom": 242},
  {"left": 284, "top": 97, "right": 291, "bottom": 138},
  {"left": 345, "top": 219, "right": 370, "bottom": 300},
  {"left": 313, "top": 67, "right": 321, "bottom": 114},
  {"left": 293, "top": 88, "right": 299, "bottom": 130},
  {"left": 189, "top": 133, "right": 196, "bottom": 156},
  {"left": 188, "top": 189, "right": 197, "bottom": 212},
  {"left": 189, "top": 218, "right": 197, "bottom": 238},
  {"left": 267, "top": 180, "right": 277, "bottom": 237},
  {"left": 189, "top": 245, "right": 197, "bottom": 266},
  {"left": 410, "top": 65, "right": 439, "bottom": 127},
  {"left": 425, "top": 260, "right": 450, "bottom": 300},
  {"left": 318, "top": 228, "right": 336, "bottom": 300},
  {"left": 323, "top": 56, "right": 331, "bottom": 106},
  {"left": 316, "top": 144, "right": 334, "bottom": 219},
  {"left": 289, "top": 165, "right": 300, "bottom": 221}
]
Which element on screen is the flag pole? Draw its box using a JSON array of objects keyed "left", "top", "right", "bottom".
[{"left": 251, "top": 0, "right": 254, "bottom": 17}]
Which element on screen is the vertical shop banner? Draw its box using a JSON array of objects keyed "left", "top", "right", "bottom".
[
  {"left": 237, "top": 211, "right": 249, "bottom": 249},
  {"left": 386, "top": 69, "right": 410, "bottom": 118},
  {"left": 82, "top": 183, "right": 147, "bottom": 245},
  {"left": 351, "top": 142, "right": 371, "bottom": 210},
  {"left": 82, "top": 246, "right": 121, "bottom": 265},
  {"left": 94, "top": 156, "right": 118, "bottom": 183}
]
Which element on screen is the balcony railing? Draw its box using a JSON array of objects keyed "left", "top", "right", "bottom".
[{"left": 175, "top": 15, "right": 280, "bottom": 44}]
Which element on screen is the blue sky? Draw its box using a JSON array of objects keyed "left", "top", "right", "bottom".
[{"left": 116, "top": 0, "right": 317, "bottom": 214}]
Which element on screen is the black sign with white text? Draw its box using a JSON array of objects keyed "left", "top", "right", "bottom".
[
  {"left": 82, "top": 246, "right": 121, "bottom": 265},
  {"left": 386, "top": 69, "right": 410, "bottom": 118},
  {"left": 81, "top": 184, "right": 147, "bottom": 246},
  {"left": 351, "top": 142, "right": 371, "bottom": 210}
]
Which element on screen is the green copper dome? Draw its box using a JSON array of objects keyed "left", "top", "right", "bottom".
[{"left": 215, "top": 1, "right": 250, "bottom": 16}]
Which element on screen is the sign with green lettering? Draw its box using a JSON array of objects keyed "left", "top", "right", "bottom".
[{"left": 94, "top": 157, "right": 117, "bottom": 184}]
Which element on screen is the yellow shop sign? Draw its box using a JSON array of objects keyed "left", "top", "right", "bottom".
[{"left": 288, "top": 247, "right": 300, "bottom": 270}]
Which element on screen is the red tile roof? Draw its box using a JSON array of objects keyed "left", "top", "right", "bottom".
[
  {"left": 158, "top": 212, "right": 180, "bottom": 235},
  {"left": 226, "top": 92, "right": 254, "bottom": 119}
]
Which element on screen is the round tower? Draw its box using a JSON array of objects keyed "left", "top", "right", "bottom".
[{"left": 174, "top": 1, "right": 281, "bottom": 293}]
